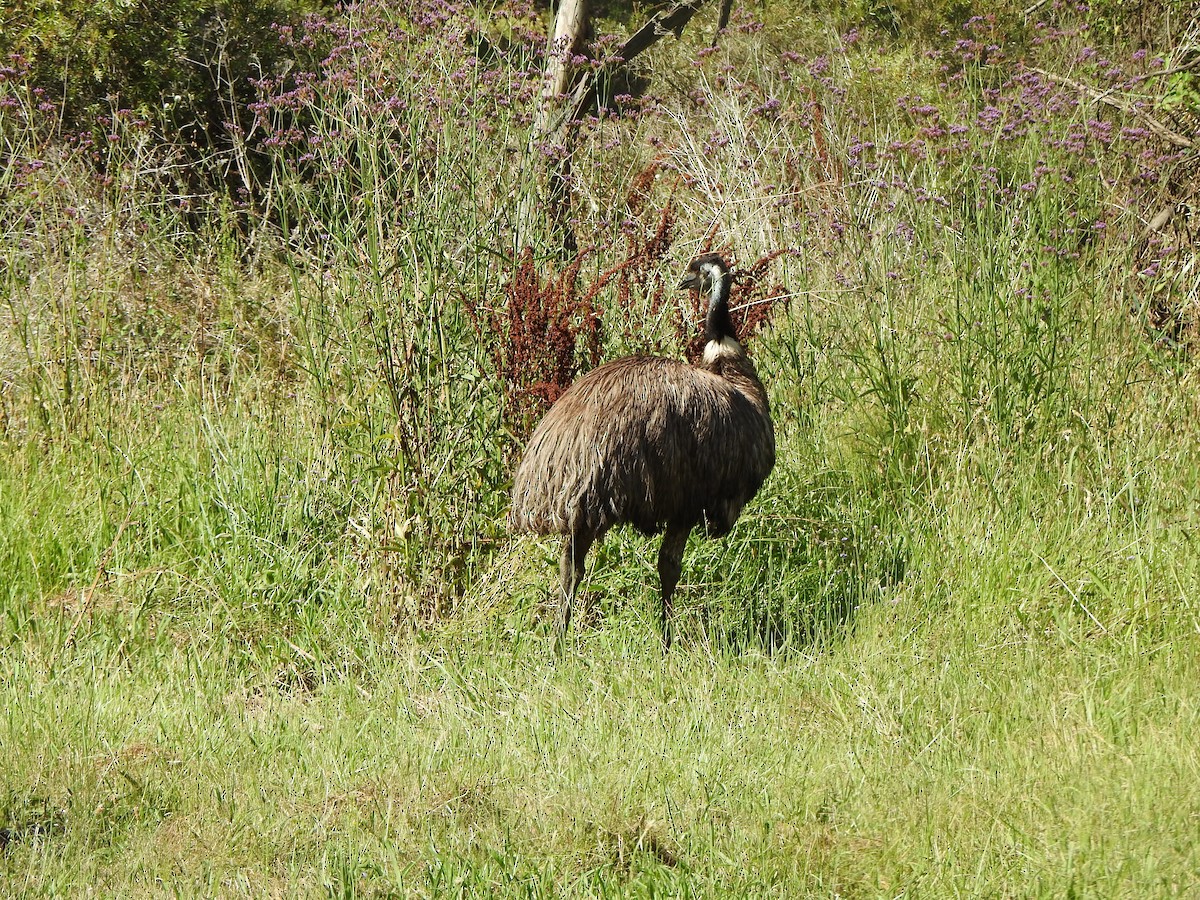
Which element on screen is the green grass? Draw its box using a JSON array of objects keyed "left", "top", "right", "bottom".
[
  {"left": 3, "top": 385, "right": 1198, "bottom": 895},
  {"left": 4, "top": 543, "right": 1199, "bottom": 895},
  {"left": 2, "top": 0, "right": 1199, "bottom": 894}
]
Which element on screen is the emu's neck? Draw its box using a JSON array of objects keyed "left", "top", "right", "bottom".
[
  {"left": 697, "top": 267, "right": 767, "bottom": 414},
  {"left": 703, "top": 269, "right": 734, "bottom": 345},
  {"left": 701, "top": 268, "right": 742, "bottom": 368}
]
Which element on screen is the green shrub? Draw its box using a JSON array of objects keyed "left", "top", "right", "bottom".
[{"left": 2, "top": 0, "right": 329, "bottom": 194}]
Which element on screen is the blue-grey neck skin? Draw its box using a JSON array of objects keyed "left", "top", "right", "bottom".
[{"left": 704, "top": 265, "right": 734, "bottom": 344}]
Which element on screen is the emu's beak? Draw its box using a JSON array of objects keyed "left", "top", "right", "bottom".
[{"left": 678, "top": 271, "right": 699, "bottom": 291}]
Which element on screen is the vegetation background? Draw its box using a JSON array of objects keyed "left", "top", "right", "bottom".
[{"left": 1, "top": 0, "right": 1198, "bottom": 894}]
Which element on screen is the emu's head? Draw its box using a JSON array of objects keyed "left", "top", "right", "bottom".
[{"left": 678, "top": 253, "right": 730, "bottom": 309}]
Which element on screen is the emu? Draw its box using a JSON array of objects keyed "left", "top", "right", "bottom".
[{"left": 508, "top": 253, "right": 775, "bottom": 648}]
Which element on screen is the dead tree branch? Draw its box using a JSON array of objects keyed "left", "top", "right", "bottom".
[
  {"left": 1028, "top": 65, "right": 1195, "bottom": 150},
  {"left": 523, "top": 0, "right": 715, "bottom": 254}
]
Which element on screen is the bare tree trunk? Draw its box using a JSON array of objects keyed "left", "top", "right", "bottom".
[
  {"left": 533, "top": 0, "right": 590, "bottom": 142},
  {"left": 519, "top": 0, "right": 716, "bottom": 255},
  {"left": 520, "top": 0, "right": 590, "bottom": 254}
]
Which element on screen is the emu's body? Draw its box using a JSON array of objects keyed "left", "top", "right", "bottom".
[{"left": 508, "top": 254, "right": 775, "bottom": 646}]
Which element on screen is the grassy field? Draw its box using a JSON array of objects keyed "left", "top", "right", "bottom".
[{"left": 2, "top": 0, "right": 1199, "bottom": 895}]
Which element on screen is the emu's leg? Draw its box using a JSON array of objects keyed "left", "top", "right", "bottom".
[
  {"left": 657, "top": 525, "right": 691, "bottom": 650},
  {"left": 558, "top": 528, "right": 595, "bottom": 642}
]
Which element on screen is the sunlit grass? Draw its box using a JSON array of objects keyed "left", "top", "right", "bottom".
[{"left": 2, "top": 0, "right": 1198, "bottom": 894}]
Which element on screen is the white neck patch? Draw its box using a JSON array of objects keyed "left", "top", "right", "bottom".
[{"left": 702, "top": 335, "right": 743, "bottom": 365}]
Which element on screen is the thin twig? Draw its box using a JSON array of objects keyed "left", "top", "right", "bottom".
[{"left": 1128, "top": 57, "right": 1200, "bottom": 85}]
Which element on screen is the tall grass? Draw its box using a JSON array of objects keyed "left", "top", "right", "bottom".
[{"left": 2, "top": 0, "right": 1199, "bottom": 893}]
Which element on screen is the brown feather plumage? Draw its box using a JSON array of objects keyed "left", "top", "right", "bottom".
[
  {"left": 508, "top": 253, "right": 775, "bottom": 648},
  {"left": 509, "top": 354, "right": 773, "bottom": 538}
]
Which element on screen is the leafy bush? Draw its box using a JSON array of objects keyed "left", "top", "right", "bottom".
[{"left": 1, "top": 0, "right": 328, "bottom": 196}]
